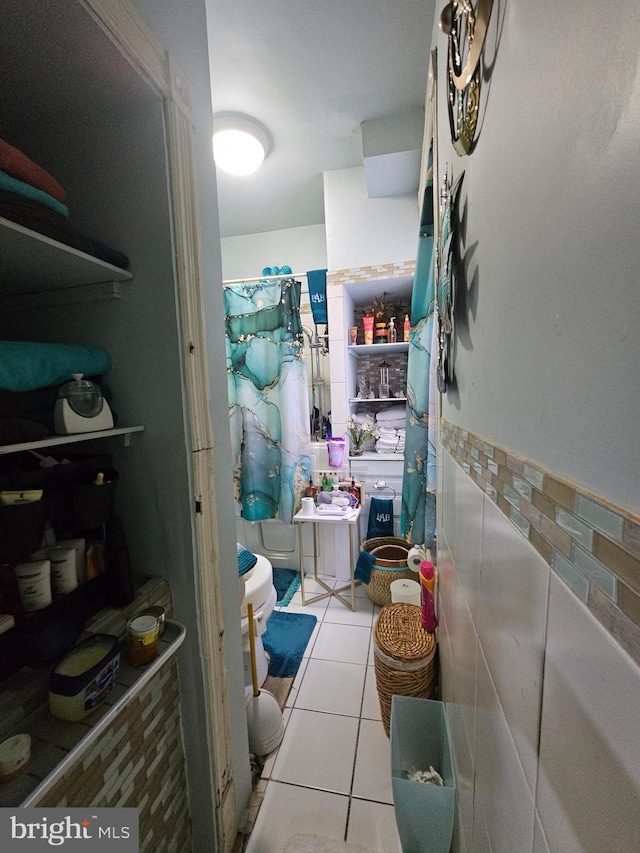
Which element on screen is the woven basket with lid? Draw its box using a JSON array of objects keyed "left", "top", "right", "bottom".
[{"left": 374, "top": 602, "right": 437, "bottom": 736}]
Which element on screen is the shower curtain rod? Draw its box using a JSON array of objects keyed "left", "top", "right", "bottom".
[{"left": 222, "top": 272, "right": 308, "bottom": 285}]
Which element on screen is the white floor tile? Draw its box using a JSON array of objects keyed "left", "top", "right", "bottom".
[
  {"left": 311, "top": 622, "right": 371, "bottom": 665},
  {"left": 294, "top": 659, "right": 366, "bottom": 717},
  {"left": 361, "top": 666, "right": 382, "bottom": 721},
  {"left": 291, "top": 656, "right": 309, "bottom": 692},
  {"left": 303, "top": 622, "right": 321, "bottom": 657},
  {"left": 282, "top": 600, "right": 329, "bottom": 620},
  {"left": 271, "top": 708, "right": 359, "bottom": 794},
  {"left": 244, "top": 781, "right": 349, "bottom": 853},
  {"left": 325, "top": 595, "right": 375, "bottom": 628},
  {"left": 348, "top": 798, "right": 402, "bottom": 852},
  {"left": 352, "top": 718, "right": 394, "bottom": 804}
]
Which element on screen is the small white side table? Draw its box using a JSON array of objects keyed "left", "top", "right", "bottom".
[{"left": 292, "top": 506, "right": 362, "bottom": 611}]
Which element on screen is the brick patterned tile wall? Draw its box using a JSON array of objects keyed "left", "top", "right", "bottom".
[
  {"left": 34, "top": 656, "right": 191, "bottom": 852},
  {"left": 442, "top": 419, "right": 640, "bottom": 666},
  {"left": 327, "top": 260, "right": 416, "bottom": 287}
]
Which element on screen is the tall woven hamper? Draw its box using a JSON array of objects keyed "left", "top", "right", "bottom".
[
  {"left": 374, "top": 602, "right": 437, "bottom": 736},
  {"left": 361, "top": 536, "right": 415, "bottom": 606}
]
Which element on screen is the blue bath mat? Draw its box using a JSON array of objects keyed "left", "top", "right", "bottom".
[
  {"left": 273, "top": 567, "right": 301, "bottom": 606},
  {"left": 262, "top": 610, "right": 317, "bottom": 679}
]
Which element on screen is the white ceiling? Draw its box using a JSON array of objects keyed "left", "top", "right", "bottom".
[{"left": 206, "top": 0, "right": 436, "bottom": 238}]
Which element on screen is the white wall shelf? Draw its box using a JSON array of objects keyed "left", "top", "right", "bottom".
[
  {"left": 0, "top": 426, "right": 145, "bottom": 455},
  {"left": 348, "top": 342, "right": 409, "bottom": 357},
  {"left": 0, "top": 217, "right": 133, "bottom": 298},
  {"left": 349, "top": 396, "right": 407, "bottom": 403}
]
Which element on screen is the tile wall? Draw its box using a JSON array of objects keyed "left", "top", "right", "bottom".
[{"left": 437, "top": 427, "right": 640, "bottom": 853}]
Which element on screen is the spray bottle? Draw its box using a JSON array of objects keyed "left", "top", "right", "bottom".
[{"left": 419, "top": 560, "right": 438, "bottom": 632}]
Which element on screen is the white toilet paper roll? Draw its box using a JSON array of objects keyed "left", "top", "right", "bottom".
[
  {"left": 407, "top": 547, "right": 424, "bottom": 572},
  {"left": 390, "top": 579, "right": 421, "bottom": 606}
]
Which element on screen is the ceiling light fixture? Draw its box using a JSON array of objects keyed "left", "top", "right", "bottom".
[{"left": 212, "top": 113, "right": 271, "bottom": 176}]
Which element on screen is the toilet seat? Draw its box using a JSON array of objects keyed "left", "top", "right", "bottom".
[{"left": 240, "top": 554, "right": 276, "bottom": 618}]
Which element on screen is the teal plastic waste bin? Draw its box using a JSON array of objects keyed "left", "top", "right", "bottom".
[{"left": 390, "top": 696, "right": 455, "bottom": 853}]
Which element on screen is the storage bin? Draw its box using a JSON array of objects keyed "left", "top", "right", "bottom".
[
  {"left": 374, "top": 602, "right": 436, "bottom": 735},
  {"left": 362, "top": 536, "right": 415, "bottom": 605},
  {"left": 390, "top": 695, "right": 455, "bottom": 853}
]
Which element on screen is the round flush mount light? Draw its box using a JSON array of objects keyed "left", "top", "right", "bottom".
[{"left": 212, "top": 113, "right": 271, "bottom": 176}]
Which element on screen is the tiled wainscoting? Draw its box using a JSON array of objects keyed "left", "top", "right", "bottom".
[
  {"left": 436, "top": 426, "right": 640, "bottom": 853},
  {"left": 441, "top": 420, "right": 640, "bottom": 664}
]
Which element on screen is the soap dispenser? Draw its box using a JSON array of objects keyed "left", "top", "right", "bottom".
[{"left": 388, "top": 317, "right": 396, "bottom": 343}]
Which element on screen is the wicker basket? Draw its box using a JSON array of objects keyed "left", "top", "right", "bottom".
[
  {"left": 362, "top": 537, "right": 415, "bottom": 606},
  {"left": 374, "top": 602, "right": 437, "bottom": 736}
]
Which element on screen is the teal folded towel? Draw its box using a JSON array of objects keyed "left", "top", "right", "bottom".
[
  {"left": 0, "top": 341, "right": 112, "bottom": 392},
  {"left": 0, "top": 169, "right": 69, "bottom": 217},
  {"left": 355, "top": 550, "right": 375, "bottom": 584},
  {"left": 237, "top": 543, "right": 258, "bottom": 577}
]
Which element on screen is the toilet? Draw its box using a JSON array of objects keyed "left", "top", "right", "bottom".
[{"left": 239, "top": 553, "right": 278, "bottom": 693}]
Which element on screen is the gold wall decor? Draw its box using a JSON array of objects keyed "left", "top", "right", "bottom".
[{"left": 440, "top": 0, "right": 493, "bottom": 155}]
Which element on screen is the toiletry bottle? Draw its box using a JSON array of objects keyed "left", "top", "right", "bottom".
[
  {"left": 305, "top": 477, "right": 316, "bottom": 499},
  {"left": 388, "top": 317, "right": 396, "bottom": 343},
  {"left": 419, "top": 560, "right": 438, "bottom": 632},
  {"left": 403, "top": 314, "right": 410, "bottom": 343}
]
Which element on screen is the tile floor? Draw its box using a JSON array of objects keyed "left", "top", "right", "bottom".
[{"left": 245, "top": 575, "right": 403, "bottom": 853}]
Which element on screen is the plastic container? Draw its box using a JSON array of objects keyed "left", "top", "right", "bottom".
[
  {"left": 326, "top": 436, "right": 346, "bottom": 468},
  {"left": 391, "top": 696, "right": 455, "bottom": 853},
  {"left": 362, "top": 315, "right": 374, "bottom": 345},
  {"left": 14, "top": 559, "right": 52, "bottom": 612},
  {"left": 125, "top": 614, "right": 159, "bottom": 667},
  {"left": 48, "top": 545, "right": 78, "bottom": 595},
  {"left": 49, "top": 634, "right": 121, "bottom": 721}
]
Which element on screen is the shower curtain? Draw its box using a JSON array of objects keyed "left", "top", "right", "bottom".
[
  {"left": 401, "top": 148, "right": 437, "bottom": 547},
  {"left": 225, "top": 277, "right": 312, "bottom": 524}
]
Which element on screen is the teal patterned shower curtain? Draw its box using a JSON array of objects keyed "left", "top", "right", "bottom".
[
  {"left": 225, "top": 278, "right": 312, "bottom": 523},
  {"left": 401, "top": 149, "right": 437, "bottom": 547}
]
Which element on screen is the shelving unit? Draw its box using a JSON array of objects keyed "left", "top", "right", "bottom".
[
  {"left": 0, "top": 426, "right": 145, "bottom": 455},
  {"left": 348, "top": 342, "right": 409, "bottom": 357},
  {"left": 0, "top": 217, "right": 133, "bottom": 299}
]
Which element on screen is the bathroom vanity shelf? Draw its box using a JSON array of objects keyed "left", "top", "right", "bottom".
[
  {"left": 0, "top": 426, "right": 145, "bottom": 455},
  {"left": 0, "top": 619, "right": 186, "bottom": 808}
]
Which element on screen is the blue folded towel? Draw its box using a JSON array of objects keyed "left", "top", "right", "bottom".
[
  {"left": 354, "top": 550, "right": 375, "bottom": 584},
  {"left": 0, "top": 168, "right": 69, "bottom": 217},
  {"left": 237, "top": 543, "right": 258, "bottom": 577}
]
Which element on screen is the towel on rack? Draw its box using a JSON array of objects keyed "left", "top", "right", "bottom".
[
  {"left": 306, "top": 269, "right": 328, "bottom": 324},
  {"left": 0, "top": 169, "right": 69, "bottom": 217},
  {"left": 354, "top": 550, "right": 375, "bottom": 584},
  {"left": 0, "top": 138, "right": 66, "bottom": 203},
  {"left": 367, "top": 497, "right": 394, "bottom": 539}
]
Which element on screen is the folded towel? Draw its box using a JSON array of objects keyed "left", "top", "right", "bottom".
[
  {"left": 0, "top": 341, "right": 112, "bottom": 393},
  {"left": 0, "top": 190, "right": 129, "bottom": 269},
  {"left": 375, "top": 405, "right": 407, "bottom": 422},
  {"left": 0, "top": 169, "right": 68, "bottom": 217},
  {"left": 354, "top": 550, "right": 375, "bottom": 584},
  {"left": 0, "top": 138, "right": 66, "bottom": 203},
  {"left": 237, "top": 543, "right": 258, "bottom": 576}
]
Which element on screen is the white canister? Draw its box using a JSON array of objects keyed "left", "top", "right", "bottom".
[
  {"left": 390, "top": 578, "right": 421, "bottom": 606},
  {"left": 14, "top": 560, "right": 52, "bottom": 612},
  {"left": 56, "top": 538, "right": 86, "bottom": 585},
  {"left": 48, "top": 546, "right": 78, "bottom": 594}
]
